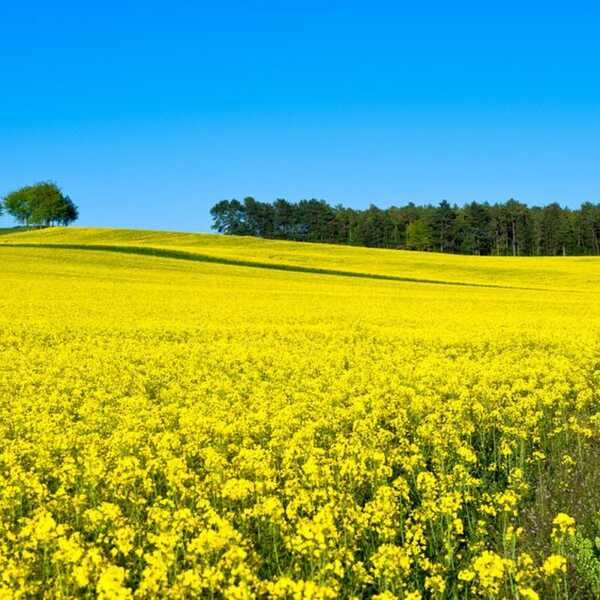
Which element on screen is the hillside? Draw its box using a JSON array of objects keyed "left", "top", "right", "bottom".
[
  {"left": 2, "top": 226, "right": 600, "bottom": 291},
  {"left": 1, "top": 228, "right": 600, "bottom": 597}
]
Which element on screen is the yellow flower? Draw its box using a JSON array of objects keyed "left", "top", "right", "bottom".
[
  {"left": 542, "top": 554, "right": 567, "bottom": 577},
  {"left": 1, "top": 227, "right": 599, "bottom": 597},
  {"left": 552, "top": 513, "right": 576, "bottom": 537},
  {"left": 425, "top": 574, "right": 446, "bottom": 594},
  {"left": 370, "top": 544, "right": 411, "bottom": 583},
  {"left": 97, "top": 565, "right": 132, "bottom": 599},
  {"left": 372, "top": 592, "right": 398, "bottom": 600},
  {"left": 458, "top": 569, "right": 475, "bottom": 582},
  {"left": 518, "top": 587, "right": 540, "bottom": 600},
  {"left": 472, "top": 551, "right": 508, "bottom": 594}
]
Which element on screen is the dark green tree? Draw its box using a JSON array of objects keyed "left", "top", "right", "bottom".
[
  {"left": 210, "top": 200, "right": 249, "bottom": 235},
  {"left": 536, "top": 203, "right": 567, "bottom": 255},
  {"left": 3, "top": 188, "right": 33, "bottom": 225},
  {"left": 580, "top": 202, "right": 600, "bottom": 255},
  {"left": 209, "top": 197, "right": 600, "bottom": 256},
  {"left": 2, "top": 182, "right": 78, "bottom": 226},
  {"left": 243, "top": 197, "right": 275, "bottom": 237},
  {"left": 458, "top": 202, "right": 493, "bottom": 255},
  {"left": 356, "top": 205, "right": 394, "bottom": 247},
  {"left": 429, "top": 200, "right": 457, "bottom": 252},
  {"left": 273, "top": 199, "right": 298, "bottom": 239},
  {"left": 405, "top": 219, "right": 431, "bottom": 251}
]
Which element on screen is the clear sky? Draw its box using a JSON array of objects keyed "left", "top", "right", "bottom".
[{"left": 1, "top": 1, "right": 599, "bottom": 232}]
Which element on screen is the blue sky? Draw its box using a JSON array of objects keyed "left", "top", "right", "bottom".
[{"left": 1, "top": 1, "right": 599, "bottom": 231}]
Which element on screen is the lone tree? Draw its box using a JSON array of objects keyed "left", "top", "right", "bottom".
[{"left": 2, "top": 182, "right": 78, "bottom": 226}]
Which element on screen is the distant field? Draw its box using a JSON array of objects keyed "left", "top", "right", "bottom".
[
  {"left": 0, "top": 228, "right": 599, "bottom": 598},
  {"left": 4, "top": 226, "right": 600, "bottom": 290}
]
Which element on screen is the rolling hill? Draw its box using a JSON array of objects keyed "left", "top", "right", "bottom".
[
  {"left": 0, "top": 227, "right": 599, "bottom": 597},
  {"left": 2, "top": 226, "right": 600, "bottom": 291}
]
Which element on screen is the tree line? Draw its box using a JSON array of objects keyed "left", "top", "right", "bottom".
[
  {"left": 211, "top": 197, "right": 600, "bottom": 256},
  {"left": 1, "top": 182, "right": 78, "bottom": 227}
]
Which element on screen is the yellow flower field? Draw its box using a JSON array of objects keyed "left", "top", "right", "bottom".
[{"left": 1, "top": 229, "right": 599, "bottom": 598}]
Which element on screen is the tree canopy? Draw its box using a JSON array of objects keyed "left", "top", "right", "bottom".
[
  {"left": 2, "top": 182, "right": 78, "bottom": 227},
  {"left": 211, "top": 197, "right": 600, "bottom": 256}
]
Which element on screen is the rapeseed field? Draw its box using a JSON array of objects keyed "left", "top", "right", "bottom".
[{"left": 1, "top": 229, "right": 599, "bottom": 598}]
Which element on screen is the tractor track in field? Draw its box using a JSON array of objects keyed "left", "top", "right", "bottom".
[{"left": 0, "top": 242, "right": 561, "bottom": 292}]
